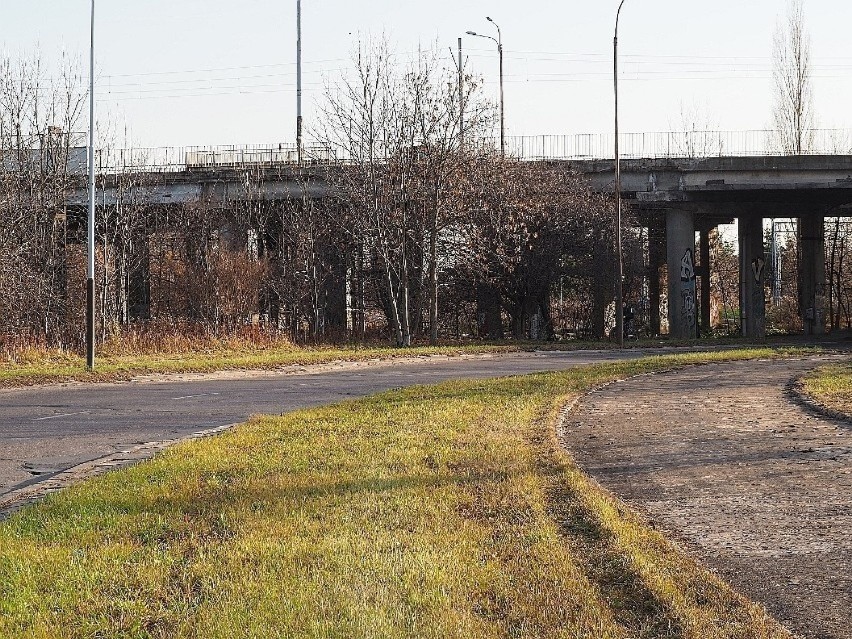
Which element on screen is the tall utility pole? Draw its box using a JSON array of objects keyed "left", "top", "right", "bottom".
[
  {"left": 296, "top": 0, "right": 303, "bottom": 164},
  {"left": 613, "top": 0, "right": 628, "bottom": 348},
  {"left": 458, "top": 37, "right": 464, "bottom": 148},
  {"left": 466, "top": 16, "right": 504, "bottom": 157},
  {"left": 87, "top": 0, "right": 96, "bottom": 369}
]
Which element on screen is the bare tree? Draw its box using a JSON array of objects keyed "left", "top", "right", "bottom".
[
  {"left": 772, "top": 0, "right": 814, "bottom": 155},
  {"left": 461, "top": 160, "right": 618, "bottom": 340},
  {"left": 316, "top": 37, "right": 494, "bottom": 346},
  {"left": 670, "top": 102, "right": 724, "bottom": 159},
  {"left": 0, "top": 51, "right": 86, "bottom": 350}
]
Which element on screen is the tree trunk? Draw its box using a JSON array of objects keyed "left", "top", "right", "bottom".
[
  {"left": 476, "top": 281, "right": 503, "bottom": 340},
  {"left": 429, "top": 207, "right": 439, "bottom": 346},
  {"left": 400, "top": 249, "right": 412, "bottom": 347}
]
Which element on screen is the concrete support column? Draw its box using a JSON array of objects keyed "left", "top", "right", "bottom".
[
  {"left": 666, "top": 209, "right": 697, "bottom": 339},
  {"left": 799, "top": 214, "right": 826, "bottom": 335},
  {"left": 699, "top": 227, "right": 713, "bottom": 335},
  {"left": 739, "top": 216, "right": 766, "bottom": 339},
  {"left": 648, "top": 232, "right": 662, "bottom": 336}
]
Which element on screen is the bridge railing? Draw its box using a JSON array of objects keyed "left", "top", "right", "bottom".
[
  {"left": 506, "top": 129, "right": 852, "bottom": 161},
  {"left": 88, "top": 129, "right": 852, "bottom": 174},
  {"left": 95, "top": 144, "right": 339, "bottom": 173}
]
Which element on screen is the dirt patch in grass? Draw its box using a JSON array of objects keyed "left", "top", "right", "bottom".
[{"left": 0, "top": 349, "right": 796, "bottom": 638}]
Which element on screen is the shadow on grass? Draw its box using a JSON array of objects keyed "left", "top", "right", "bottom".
[
  {"left": 544, "top": 474, "right": 686, "bottom": 639},
  {"left": 14, "top": 468, "right": 512, "bottom": 536}
]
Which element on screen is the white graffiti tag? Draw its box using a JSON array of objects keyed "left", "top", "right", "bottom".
[
  {"left": 681, "top": 249, "right": 695, "bottom": 282},
  {"left": 752, "top": 257, "right": 766, "bottom": 283}
]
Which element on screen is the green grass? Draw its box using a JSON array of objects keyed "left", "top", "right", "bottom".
[
  {"left": 0, "top": 334, "right": 805, "bottom": 389},
  {"left": 0, "top": 343, "right": 526, "bottom": 388},
  {"left": 800, "top": 360, "right": 852, "bottom": 416},
  {"left": 0, "top": 349, "right": 798, "bottom": 638}
]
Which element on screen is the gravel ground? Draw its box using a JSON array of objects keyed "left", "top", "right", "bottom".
[{"left": 561, "top": 356, "right": 852, "bottom": 639}]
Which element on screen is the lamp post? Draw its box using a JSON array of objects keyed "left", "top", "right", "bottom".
[
  {"left": 466, "top": 16, "right": 504, "bottom": 156},
  {"left": 296, "top": 0, "right": 303, "bottom": 164},
  {"left": 614, "top": 0, "right": 628, "bottom": 348},
  {"left": 458, "top": 37, "right": 464, "bottom": 149},
  {"left": 87, "top": 0, "right": 96, "bottom": 369}
]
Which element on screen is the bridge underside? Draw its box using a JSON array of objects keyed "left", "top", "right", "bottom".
[
  {"left": 61, "top": 154, "right": 852, "bottom": 340},
  {"left": 562, "top": 154, "right": 852, "bottom": 340},
  {"left": 637, "top": 188, "right": 852, "bottom": 339}
]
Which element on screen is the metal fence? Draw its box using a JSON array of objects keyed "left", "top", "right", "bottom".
[
  {"left": 96, "top": 143, "right": 338, "bottom": 173},
  {"left": 89, "top": 129, "right": 852, "bottom": 174},
  {"left": 505, "top": 129, "right": 852, "bottom": 161}
]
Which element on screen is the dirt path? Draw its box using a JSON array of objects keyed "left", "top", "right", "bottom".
[{"left": 561, "top": 356, "right": 852, "bottom": 639}]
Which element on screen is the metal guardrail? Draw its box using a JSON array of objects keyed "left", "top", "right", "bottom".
[{"left": 88, "top": 129, "right": 852, "bottom": 174}]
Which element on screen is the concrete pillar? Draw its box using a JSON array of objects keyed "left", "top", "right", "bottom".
[
  {"left": 799, "top": 214, "right": 826, "bottom": 335},
  {"left": 648, "top": 232, "right": 662, "bottom": 336},
  {"left": 738, "top": 216, "right": 766, "bottom": 339},
  {"left": 666, "top": 209, "right": 697, "bottom": 339},
  {"left": 699, "top": 228, "right": 712, "bottom": 335}
]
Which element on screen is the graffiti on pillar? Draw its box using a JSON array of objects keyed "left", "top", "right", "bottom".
[
  {"left": 682, "top": 288, "right": 696, "bottom": 330},
  {"left": 751, "top": 257, "right": 766, "bottom": 283},
  {"left": 680, "top": 249, "right": 695, "bottom": 282},
  {"left": 680, "top": 249, "right": 697, "bottom": 336}
]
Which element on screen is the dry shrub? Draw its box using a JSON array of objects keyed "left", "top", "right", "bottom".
[
  {"left": 0, "top": 322, "right": 294, "bottom": 363},
  {"left": 0, "top": 332, "right": 78, "bottom": 365},
  {"left": 767, "top": 295, "right": 804, "bottom": 334},
  {"left": 99, "top": 321, "right": 293, "bottom": 357}
]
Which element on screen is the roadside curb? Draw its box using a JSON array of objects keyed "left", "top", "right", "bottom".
[{"left": 0, "top": 423, "right": 237, "bottom": 521}]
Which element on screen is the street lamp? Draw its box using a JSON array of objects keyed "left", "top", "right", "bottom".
[
  {"left": 613, "top": 0, "right": 628, "bottom": 348},
  {"left": 466, "top": 16, "right": 504, "bottom": 156},
  {"left": 296, "top": 0, "right": 303, "bottom": 165},
  {"left": 87, "top": 0, "right": 96, "bottom": 369}
]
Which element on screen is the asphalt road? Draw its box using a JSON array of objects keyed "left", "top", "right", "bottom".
[{"left": 0, "top": 348, "right": 676, "bottom": 498}]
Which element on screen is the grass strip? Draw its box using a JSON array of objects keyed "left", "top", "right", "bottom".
[
  {"left": 799, "top": 359, "right": 852, "bottom": 417},
  {"left": 0, "top": 348, "right": 797, "bottom": 638},
  {"left": 0, "top": 335, "right": 785, "bottom": 389},
  {"left": 0, "top": 343, "right": 525, "bottom": 388}
]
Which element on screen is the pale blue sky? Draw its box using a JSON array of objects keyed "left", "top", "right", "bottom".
[{"left": 4, "top": 1, "right": 851, "bottom": 148}]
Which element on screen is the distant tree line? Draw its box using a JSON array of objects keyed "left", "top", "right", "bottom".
[
  {"left": 0, "top": 45, "right": 649, "bottom": 353},
  {"left": 20, "top": 31, "right": 852, "bottom": 353}
]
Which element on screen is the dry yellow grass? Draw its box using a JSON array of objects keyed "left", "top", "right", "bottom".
[
  {"left": 800, "top": 361, "right": 852, "bottom": 416},
  {"left": 0, "top": 350, "right": 795, "bottom": 638},
  {"left": 0, "top": 341, "right": 523, "bottom": 388}
]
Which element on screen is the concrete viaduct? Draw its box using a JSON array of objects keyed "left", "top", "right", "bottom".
[
  {"left": 571, "top": 155, "right": 852, "bottom": 339},
  {"left": 68, "top": 154, "right": 852, "bottom": 340}
]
